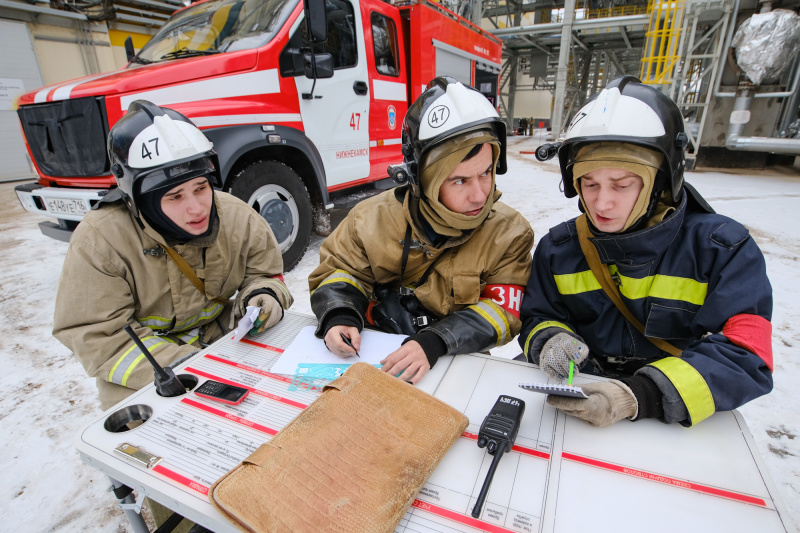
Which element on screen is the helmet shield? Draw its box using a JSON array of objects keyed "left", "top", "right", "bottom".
[{"left": 136, "top": 156, "right": 217, "bottom": 196}]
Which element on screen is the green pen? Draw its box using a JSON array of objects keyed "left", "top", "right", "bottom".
[{"left": 568, "top": 360, "right": 574, "bottom": 386}]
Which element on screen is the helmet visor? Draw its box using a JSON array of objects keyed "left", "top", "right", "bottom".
[{"left": 136, "top": 156, "right": 216, "bottom": 196}]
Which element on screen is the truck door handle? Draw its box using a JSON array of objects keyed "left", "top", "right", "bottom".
[{"left": 353, "top": 81, "right": 368, "bottom": 95}]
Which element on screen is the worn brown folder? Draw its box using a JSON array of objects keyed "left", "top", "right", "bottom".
[{"left": 209, "top": 362, "right": 469, "bottom": 533}]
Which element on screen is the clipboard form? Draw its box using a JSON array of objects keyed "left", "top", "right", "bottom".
[{"left": 518, "top": 382, "right": 589, "bottom": 399}]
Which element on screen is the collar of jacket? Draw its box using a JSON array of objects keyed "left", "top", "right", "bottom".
[
  {"left": 586, "top": 192, "right": 687, "bottom": 266},
  {"left": 400, "top": 187, "right": 476, "bottom": 251}
]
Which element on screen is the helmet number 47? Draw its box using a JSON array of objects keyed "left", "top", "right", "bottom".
[{"left": 142, "top": 138, "right": 160, "bottom": 159}]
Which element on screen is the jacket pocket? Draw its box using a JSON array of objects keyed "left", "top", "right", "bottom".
[
  {"left": 645, "top": 303, "right": 697, "bottom": 340},
  {"left": 452, "top": 274, "right": 481, "bottom": 305}
]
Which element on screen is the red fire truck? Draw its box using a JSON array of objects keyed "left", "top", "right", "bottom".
[{"left": 13, "top": 0, "right": 501, "bottom": 269}]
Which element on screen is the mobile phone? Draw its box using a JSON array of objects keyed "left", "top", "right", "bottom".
[{"left": 194, "top": 380, "right": 249, "bottom": 405}]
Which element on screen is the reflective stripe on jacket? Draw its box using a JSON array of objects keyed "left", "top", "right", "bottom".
[
  {"left": 309, "top": 187, "right": 534, "bottom": 357},
  {"left": 53, "top": 192, "right": 292, "bottom": 409},
  {"left": 519, "top": 194, "right": 773, "bottom": 426}
]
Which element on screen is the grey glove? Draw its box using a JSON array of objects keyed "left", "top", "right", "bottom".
[
  {"left": 247, "top": 293, "right": 283, "bottom": 334},
  {"left": 546, "top": 380, "right": 638, "bottom": 428},
  {"left": 539, "top": 332, "right": 589, "bottom": 380}
]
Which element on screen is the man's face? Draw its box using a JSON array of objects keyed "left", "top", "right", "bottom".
[
  {"left": 438, "top": 143, "right": 494, "bottom": 216},
  {"left": 160, "top": 176, "right": 213, "bottom": 235},
  {"left": 579, "top": 167, "right": 645, "bottom": 233}
]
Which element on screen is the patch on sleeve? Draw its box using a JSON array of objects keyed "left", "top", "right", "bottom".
[
  {"left": 481, "top": 284, "right": 524, "bottom": 318},
  {"left": 548, "top": 221, "right": 572, "bottom": 245},
  {"left": 709, "top": 221, "right": 749, "bottom": 249},
  {"left": 723, "top": 314, "right": 773, "bottom": 371}
]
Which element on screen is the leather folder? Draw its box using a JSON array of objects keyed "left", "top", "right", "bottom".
[{"left": 209, "top": 362, "right": 469, "bottom": 533}]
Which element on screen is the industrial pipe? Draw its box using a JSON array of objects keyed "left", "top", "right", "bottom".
[{"left": 726, "top": 89, "right": 800, "bottom": 154}]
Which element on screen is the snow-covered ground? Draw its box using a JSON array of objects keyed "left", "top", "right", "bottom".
[{"left": 1, "top": 135, "right": 798, "bottom": 531}]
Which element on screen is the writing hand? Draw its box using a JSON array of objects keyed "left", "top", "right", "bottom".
[{"left": 324, "top": 325, "right": 361, "bottom": 358}]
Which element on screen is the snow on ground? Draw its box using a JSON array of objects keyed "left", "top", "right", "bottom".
[{"left": 0, "top": 135, "right": 799, "bottom": 531}]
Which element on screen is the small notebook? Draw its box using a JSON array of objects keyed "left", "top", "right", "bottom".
[{"left": 518, "top": 382, "right": 589, "bottom": 398}]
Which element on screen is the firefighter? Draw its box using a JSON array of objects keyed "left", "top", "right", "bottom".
[
  {"left": 309, "top": 77, "right": 534, "bottom": 384},
  {"left": 53, "top": 100, "right": 293, "bottom": 411},
  {"left": 519, "top": 76, "right": 773, "bottom": 427}
]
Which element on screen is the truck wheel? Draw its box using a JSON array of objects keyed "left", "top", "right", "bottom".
[{"left": 229, "top": 160, "right": 312, "bottom": 271}]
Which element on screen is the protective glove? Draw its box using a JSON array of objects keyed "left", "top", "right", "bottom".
[
  {"left": 539, "top": 333, "right": 589, "bottom": 380},
  {"left": 247, "top": 293, "right": 283, "bottom": 335},
  {"left": 546, "top": 380, "right": 638, "bottom": 428}
]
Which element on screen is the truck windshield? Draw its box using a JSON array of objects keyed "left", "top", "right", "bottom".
[{"left": 136, "top": 0, "right": 299, "bottom": 63}]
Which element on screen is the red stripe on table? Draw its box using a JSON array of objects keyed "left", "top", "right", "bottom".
[
  {"left": 411, "top": 499, "right": 516, "bottom": 533},
  {"left": 204, "top": 354, "right": 293, "bottom": 384},
  {"left": 153, "top": 465, "right": 209, "bottom": 496},
  {"left": 185, "top": 367, "right": 308, "bottom": 409},
  {"left": 239, "top": 338, "right": 284, "bottom": 352},
  {"left": 181, "top": 398, "right": 278, "bottom": 435},
  {"left": 461, "top": 432, "right": 550, "bottom": 460},
  {"left": 561, "top": 452, "right": 767, "bottom": 507}
]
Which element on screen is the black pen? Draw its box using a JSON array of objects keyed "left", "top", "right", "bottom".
[{"left": 340, "top": 332, "right": 360, "bottom": 358}]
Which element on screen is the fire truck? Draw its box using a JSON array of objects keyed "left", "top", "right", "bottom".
[{"left": 13, "top": 0, "right": 502, "bottom": 269}]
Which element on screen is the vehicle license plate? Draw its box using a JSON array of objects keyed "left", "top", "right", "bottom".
[{"left": 46, "top": 197, "right": 88, "bottom": 216}]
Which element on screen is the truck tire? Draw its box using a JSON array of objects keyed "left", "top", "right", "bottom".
[{"left": 228, "top": 160, "right": 312, "bottom": 271}]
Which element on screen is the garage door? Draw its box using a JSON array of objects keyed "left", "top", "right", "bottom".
[{"left": 0, "top": 19, "right": 43, "bottom": 182}]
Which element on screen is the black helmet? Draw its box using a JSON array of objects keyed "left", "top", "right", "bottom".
[
  {"left": 557, "top": 76, "right": 689, "bottom": 201},
  {"left": 388, "top": 76, "right": 506, "bottom": 197},
  {"left": 108, "top": 100, "right": 221, "bottom": 218}
]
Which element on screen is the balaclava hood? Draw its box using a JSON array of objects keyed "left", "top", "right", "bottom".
[
  {"left": 572, "top": 142, "right": 666, "bottom": 232},
  {"left": 418, "top": 129, "right": 500, "bottom": 237},
  {"left": 138, "top": 176, "right": 218, "bottom": 244}
]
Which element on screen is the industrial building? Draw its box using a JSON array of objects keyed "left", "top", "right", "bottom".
[{"left": 1, "top": 0, "right": 798, "bottom": 182}]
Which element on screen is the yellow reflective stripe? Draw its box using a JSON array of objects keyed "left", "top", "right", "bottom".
[
  {"left": 650, "top": 358, "right": 716, "bottom": 425},
  {"left": 120, "top": 339, "right": 175, "bottom": 386},
  {"left": 176, "top": 327, "right": 201, "bottom": 345},
  {"left": 618, "top": 274, "right": 707, "bottom": 306},
  {"left": 555, "top": 269, "right": 707, "bottom": 306},
  {"left": 177, "top": 334, "right": 199, "bottom": 345},
  {"left": 314, "top": 269, "right": 367, "bottom": 297},
  {"left": 175, "top": 302, "right": 223, "bottom": 330},
  {"left": 108, "top": 336, "right": 176, "bottom": 387},
  {"left": 470, "top": 300, "right": 510, "bottom": 346},
  {"left": 523, "top": 321, "right": 574, "bottom": 356},
  {"left": 136, "top": 315, "right": 172, "bottom": 329},
  {"left": 264, "top": 277, "right": 292, "bottom": 303},
  {"left": 554, "top": 271, "right": 601, "bottom": 295}
]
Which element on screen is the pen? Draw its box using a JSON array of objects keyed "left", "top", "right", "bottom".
[
  {"left": 568, "top": 360, "right": 574, "bottom": 386},
  {"left": 340, "top": 333, "right": 360, "bottom": 358}
]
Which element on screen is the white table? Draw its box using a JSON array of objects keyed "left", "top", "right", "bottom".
[{"left": 76, "top": 311, "right": 792, "bottom": 532}]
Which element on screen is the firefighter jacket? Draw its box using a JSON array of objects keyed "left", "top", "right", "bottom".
[
  {"left": 309, "top": 187, "right": 534, "bottom": 364},
  {"left": 519, "top": 194, "right": 774, "bottom": 426},
  {"left": 53, "top": 192, "right": 292, "bottom": 409}
]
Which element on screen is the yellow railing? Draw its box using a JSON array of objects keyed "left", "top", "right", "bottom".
[
  {"left": 586, "top": 5, "right": 648, "bottom": 19},
  {"left": 639, "top": 0, "right": 686, "bottom": 84}
]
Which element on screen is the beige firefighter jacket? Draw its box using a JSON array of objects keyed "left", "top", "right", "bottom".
[
  {"left": 309, "top": 187, "right": 534, "bottom": 356},
  {"left": 54, "top": 192, "right": 292, "bottom": 409}
]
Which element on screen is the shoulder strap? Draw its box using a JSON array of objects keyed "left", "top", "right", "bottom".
[
  {"left": 163, "top": 246, "right": 230, "bottom": 305},
  {"left": 575, "top": 214, "right": 683, "bottom": 357}
]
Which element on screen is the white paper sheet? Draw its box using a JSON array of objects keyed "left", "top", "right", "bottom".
[{"left": 269, "top": 325, "right": 406, "bottom": 375}]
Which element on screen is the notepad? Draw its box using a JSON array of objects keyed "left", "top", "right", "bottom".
[{"left": 518, "top": 382, "right": 589, "bottom": 398}]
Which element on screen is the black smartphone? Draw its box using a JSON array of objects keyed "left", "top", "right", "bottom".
[{"left": 194, "top": 380, "right": 249, "bottom": 405}]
